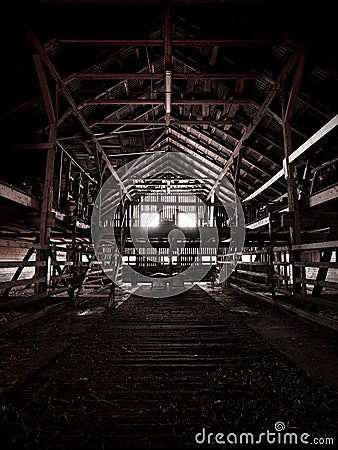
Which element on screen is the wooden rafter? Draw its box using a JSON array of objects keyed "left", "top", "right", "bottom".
[
  {"left": 206, "top": 39, "right": 308, "bottom": 201},
  {"left": 177, "top": 125, "right": 285, "bottom": 195},
  {"left": 79, "top": 98, "right": 259, "bottom": 106},
  {"left": 168, "top": 132, "right": 266, "bottom": 199},
  {"left": 76, "top": 72, "right": 271, "bottom": 80},
  {"left": 27, "top": 29, "right": 132, "bottom": 200},
  {"left": 49, "top": 39, "right": 269, "bottom": 47}
]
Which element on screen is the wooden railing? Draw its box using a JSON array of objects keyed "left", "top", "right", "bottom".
[
  {"left": 272, "top": 246, "right": 292, "bottom": 296},
  {"left": 218, "top": 241, "right": 338, "bottom": 311},
  {"left": 0, "top": 239, "right": 48, "bottom": 304},
  {"left": 0, "top": 239, "right": 92, "bottom": 308},
  {"left": 224, "top": 247, "right": 272, "bottom": 293},
  {"left": 291, "top": 240, "right": 338, "bottom": 309}
]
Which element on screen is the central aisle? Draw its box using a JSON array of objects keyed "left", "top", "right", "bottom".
[{"left": 0, "top": 286, "right": 337, "bottom": 449}]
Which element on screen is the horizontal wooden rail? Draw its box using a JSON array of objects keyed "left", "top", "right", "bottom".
[
  {"left": 0, "top": 240, "right": 48, "bottom": 250},
  {"left": 273, "top": 261, "right": 290, "bottom": 266},
  {"left": 229, "top": 278, "right": 270, "bottom": 290},
  {"left": 236, "top": 269, "right": 268, "bottom": 278},
  {"left": 0, "top": 261, "right": 46, "bottom": 268},
  {"left": 242, "top": 249, "right": 269, "bottom": 254},
  {"left": 51, "top": 261, "right": 73, "bottom": 266},
  {"left": 274, "top": 287, "right": 291, "bottom": 296},
  {"left": 292, "top": 240, "right": 338, "bottom": 251},
  {"left": 294, "top": 261, "right": 338, "bottom": 269},
  {"left": 0, "top": 277, "right": 46, "bottom": 290},
  {"left": 295, "top": 277, "right": 338, "bottom": 290},
  {"left": 51, "top": 246, "right": 73, "bottom": 252},
  {"left": 238, "top": 261, "right": 268, "bottom": 266}
]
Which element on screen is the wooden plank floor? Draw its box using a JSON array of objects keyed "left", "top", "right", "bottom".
[{"left": 0, "top": 286, "right": 337, "bottom": 449}]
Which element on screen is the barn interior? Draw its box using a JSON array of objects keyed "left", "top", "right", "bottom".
[{"left": 0, "top": 0, "right": 337, "bottom": 448}]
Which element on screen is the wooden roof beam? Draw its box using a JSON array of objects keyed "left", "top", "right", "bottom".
[
  {"left": 40, "top": 0, "right": 277, "bottom": 4},
  {"left": 206, "top": 125, "right": 282, "bottom": 169},
  {"left": 54, "top": 39, "right": 269, "bottom": 47},
  {"left": 27, "top": 29, "right": 131, "bottom": 200},
  {"left": 167, "top": 141, "right": 250, "bottom": 199},
  {"left": 33, "top": 55, "right": 56, "bottom": 125},
  {"left": 171, "top": 126, "right": 284, "bottom": 196},
  {"left": 80, "top": 98, "right": 259, "bottom": 106},
  {"left": 168, "top": 132, "right": 272, "bottom": 198},
  {"left": 76, "top": 72, "right": 271, "bottom": 80},
  {"left": 180, "top": 125, "right": 283, "bottom": 187},
  {"left": 4, "top": 45, "right": 128, "bottom": 119},
  {"left": 206, "top": 38, "right": 308, "bottom": 201},
  {"left": 95, "top": 119, "right": 237, "bottom": 125}
]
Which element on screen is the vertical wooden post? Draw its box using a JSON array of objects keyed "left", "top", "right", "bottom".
[
  {"left": 36, "top": 125, "right": 57, "bottom": 294},
  {"left": 56, "top": 145, "right": 64, "bottom": 209},
  {"left": 233, "top": 147, "right": 243, "bottom": 191},
  {"left": 33, "top": 54, "right": 57, "bottom": 294},
  {"left": 164, "top": 2, "right": 172, "bottom": 126},
  {"left": 107, "top": 283, "right": 115, "bottom": 308},
  {"left": 281, "top": 54, "right": 306, "bottom": 302},
  {"left": 268, "top": 211, "right": 275, "bottom": 300}
]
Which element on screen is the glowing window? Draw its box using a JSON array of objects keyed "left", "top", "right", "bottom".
[
  {"left": 241, "top": 254, "right": 251, "bottom": 262},
  {"left": 122, "top": 256, "right": 128, "bottom": 265},
  {"left": 178, "top": 212, "right": 197, "bottom": 228},
  {"left": 140, "top": 212, "right": 159, "bottom": 227},
  {"left": 128, "top": 255, "right": 136, "bottom": 265}
]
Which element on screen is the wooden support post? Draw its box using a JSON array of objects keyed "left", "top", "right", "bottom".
[
  {"left": 36, "top": 124, "right": 57, "bottom": 294},
  {"left": 56, "top": 145, "right": 64, "bottom": 209},
  {"left": 281, "top": 55, "right": 306, "bottom": 303},
  {"left": 234, "top": 147, "right": 243, "bottom": 191},
  {"left": 33, "top": 54, "right": 57, "bottom": 294},
  {"left": 282, "top": 121, "right": 301, "bottom": 244},
  {"left": 164, "top": 3, "right": 172, "bottom": 71},
  {"left": 70, "top": 217, "right": 78, "bottom": 290},
  {"left": 268, "top": 211, "right": 276, "bottom": 300},
  {"left": 107, "top": 283, "right": 115, "bottom": 308},
  {"left": 164, "top": 3, "right": 172, "bottom": 126}
]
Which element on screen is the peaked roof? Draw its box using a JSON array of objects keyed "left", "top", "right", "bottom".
[{"left": 1, "top": 0, "right": 337, "bottom": 206}]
